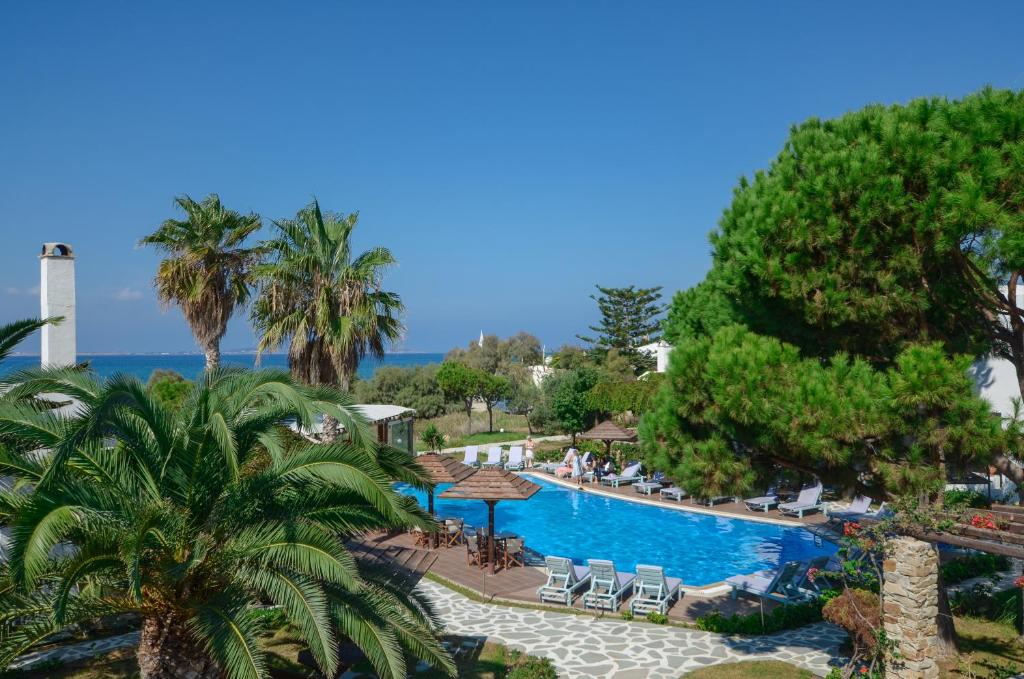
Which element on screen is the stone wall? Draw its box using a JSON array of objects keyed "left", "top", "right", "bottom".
[{"left": 882, "top": 536, "right": 940, "bottom": 679}]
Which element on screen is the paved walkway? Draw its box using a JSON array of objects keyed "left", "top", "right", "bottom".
[
  {"left": 9, "top": 632, "right": 139, "bottom": 670},
  {"left": 417, "top": 579, "right": 847, "bottom": 678}
]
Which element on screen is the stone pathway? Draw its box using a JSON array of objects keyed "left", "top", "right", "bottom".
[
  {"left": 418, "top": 579, "right": 847, "bottom": 678},
  {"left": 9, "top": 631, "right": 139, "bottom": 671}
]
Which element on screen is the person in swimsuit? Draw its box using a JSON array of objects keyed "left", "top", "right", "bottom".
[
  {"left": 570, "top": 448, "right": 584, "bottom": 486},
  {"left": 524, "top": 436, "right": 535, "bottom": 469}
]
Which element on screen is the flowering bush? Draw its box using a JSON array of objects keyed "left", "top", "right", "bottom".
[
  {"left": 969, "top": 513, "right": 1000, "bottom": 530},
  {"left": 1014, "top": 575, "right": 1024, "bottom": 589},
  {"left": 843, "top": 521, "right": 862, "bottom": 536},
  {"left": 807, "top": 567, "right": 820, "bottom": 583}
]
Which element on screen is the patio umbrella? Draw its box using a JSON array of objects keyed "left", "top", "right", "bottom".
[
  {"left": 578, "top": 419, "right": 637, "bottom": 457},
  {"left": 416, "top": 453, "right": 476, "bottom": 548},
  {"left": 439, "top": 468, "right": 540, "bottom": 574}
]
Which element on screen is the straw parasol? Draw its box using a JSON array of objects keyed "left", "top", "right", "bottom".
[
  {"left": 578, "top": 419, "right": 637, "bottom": 457},
  {"left": 417, "top": 453, "right": 476, "bottom": 548},
  {"left": 439, "top": 468, "right": 540, "bottom": 574}
]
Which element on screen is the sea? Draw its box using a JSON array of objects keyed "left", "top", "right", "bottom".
[{"left": 2, "top": 353, "right": 444, "bottom": 383}]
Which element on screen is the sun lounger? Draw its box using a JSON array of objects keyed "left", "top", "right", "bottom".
[
  {"left": 600, "top": 462, "right": 643, "bottom": 488},
  {"left": 725, "top": 557, "right": 828, "bottom": 604},
  {"left": 778, "top": 483, "right": 823, "bottom": 518},
  {"left": 630, "top": 565, "right": 682, "bottom": 615},
  {"left": 505, "top": 446, "right": 524, "bottom": 471},
  {"left": 633, "top": 481, "right": 662, "bottom": 495},
  {"left": 538, "top": 556, "right": 591, "bottom": 606},
  {"left": 694, "top": 495, "right": 733, "bottom": 507},
  {"left": 462, "top": 445, "right": 480, "bottom": 467},
  {"left": 481, "top": 446, "right": 503, "bottom": 468},
  {"left": 827, "top": 495, "right": 872, "bottom": 522},
  {"left": 660, "top": 486, "right": 686, "bottom": 502},
  {"left": 583, "top": 559, "right": 637, "bottom": 611},
  {"left": 743, "top": 486, "right": 779, "bottom": 512}
]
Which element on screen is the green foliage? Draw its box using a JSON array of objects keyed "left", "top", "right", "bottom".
[
  {"left": 588, "top": 374, "right": 663, "bottom": 417},
  {"left": 445, "top": 332, "right": 543, "bottom": 376},
  {"left": 694, "top": 597, "right": 826, "bottom": 634},
  {"left": 505, "top": 653, "right": 559, "bottom": 679},
  {"left": 0, "top": 318, "right": 50, "bottom": 368},
  {"left": 641, "top": 325, "right": 1006, "bottom": 498},
  {"left": 476, "top": 372, "right": 511, "bottom": 433},
  {"left": 546, "top": 367, "right": 601, "bottom": 439},
  {"left": 950, "top": 582, "right": 1020, "bottom": 628},
  {"left": 578, "top": 285, "right": 665, "bottom": 374},
  {"left": 420, "top": 424, "right": 446, "bottom": 452},
  {"left": 146, "top": 369, "right": 192, "bottom": 412},
  {"left": 354, "top": 364, "right": 448, "bottom": 419},
  {"left": 251, "top": 199, "right": 403, "bottom": 390},
  {"left": 620, "top": 610, "right": 634, "bottom": 621},
  {"left": 0, "top": 367, "right": 454, "bottom": 679},
  {"left": 140, "top": 194, "right": 262, "bottom": 369},
  {"left": 944, "top": 489, "right": 992, "bottom": 509},
  {"left": 436, "top": 361, "right": 480, "bottom": 428},
  {"left": 698, "top": 88, "right": 1024, "bottom": 376},
  {"left": 645, "top": 611, "right": 669, "bottom": 625},
  {"left": 940, "top": 553, "right": 1010, "bottom": 585}
]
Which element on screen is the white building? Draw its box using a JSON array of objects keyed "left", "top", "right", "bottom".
[{"left": 638, "top": 340, "right": 672, "bottom": 373}]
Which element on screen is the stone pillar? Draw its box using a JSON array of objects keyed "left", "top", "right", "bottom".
[
  {"left": 39, "top": 242, "right": 76, "bottom": 368},
  {"left": 883, "top": 536, "right": 940, "bottom": 679}
]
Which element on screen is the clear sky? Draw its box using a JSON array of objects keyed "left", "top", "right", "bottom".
[{"left": 2, "top": 2, "right": 1023, "bottom": 354}]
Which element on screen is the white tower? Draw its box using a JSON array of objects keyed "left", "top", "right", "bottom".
[{"left": 40, "top": 243, "right": 76, "bottom": 367}]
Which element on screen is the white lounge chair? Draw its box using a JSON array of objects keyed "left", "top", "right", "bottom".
[
  {"left": 600, "top": 462, "right": 643, "bottom": 488},
  {"left": 481, "top": 446, "right": 503, "bottom": 468},
  {"left": 660, "top": 486, "right": 686, "bottom": 502},
  {"left": 538, "top": 556, "right": 591, "bottom": 606},
  {"left": 743, "top": 486, "right": 779, "bottom": 512},
  {"left": 725, "top": 557, "right": 827, "bottom": 604},
  {"left": 505, "top": 446, "right": 524, "bottom": 471},
  {"left": 827, "top": 495, "right": 872, "bottom": 522},
  {"left": 778, "top": 483, "right": 823, "bottom": 518},
  {"left": 583, "top": 559, "right": 636, "bottom": 611},
  {"left": 630, "top": 565, "right": 682, "bottom": 615},
  {"left": 462, "top": 445, "right": 480, "bottom": 467}
]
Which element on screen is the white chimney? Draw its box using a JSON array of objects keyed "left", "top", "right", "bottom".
[{"left": 39, "top": 243, "right": 76, "bottom": 368}]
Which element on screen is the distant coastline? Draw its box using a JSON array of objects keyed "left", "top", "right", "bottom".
[{"left": 3, "top": 352, "right": 445, "bottom": 382}]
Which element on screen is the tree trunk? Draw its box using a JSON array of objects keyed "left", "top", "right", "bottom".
[
  {"left": 138, "top": 615, "right": 219, "bottom": 679},
  {"left": 465, "top": 401, "right": 473, "bottom": 435},
  {"left": 934, "top": 550, "right": 959, "bottom": 658},
  {"left": 320, "top": 414, "right": 342, "bottom": 442},
  {"left": 487, "top": 405, "right": 494, "bottom": 433},
  {"left": 203, "top": 342, "right": 220, "bottom": 372},
  {"left": 992, "top": 454, "right": 1024, "bottom": 506}
]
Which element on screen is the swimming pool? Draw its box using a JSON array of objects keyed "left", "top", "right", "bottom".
[{"left": 399, "top": 475, "right": 836, "bottom": 586}]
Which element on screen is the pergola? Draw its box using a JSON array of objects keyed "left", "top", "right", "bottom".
[
  {"left": 416, "top": 453, "right": 476, "bottom": 548},
  {"left": 579, "top": 419, "right": 637, "bottom": 457},
  {"left": 439, "top": 468, "right": 540, "bottom": 574},
  {"left": 904, "top": 503, "right": 1024, "bottom": 559}
]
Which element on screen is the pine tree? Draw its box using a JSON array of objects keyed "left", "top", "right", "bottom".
[{"left": 577, "top": 285, "right": 665, "bottom": 374}]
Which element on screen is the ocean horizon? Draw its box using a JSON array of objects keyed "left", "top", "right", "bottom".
[{"left": 2, "top": 352, "right": 445, "bottom": 383}]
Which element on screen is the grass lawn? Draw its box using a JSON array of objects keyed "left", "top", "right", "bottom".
[
  {"left": 413, "top": 410, "right": 535, "bottom": 451},
  {"left": 681, "top": 660, "right": 815, "bottom": 679},
  {"left": 942, "top": 615, "right": 1024, "bottom": 679}
]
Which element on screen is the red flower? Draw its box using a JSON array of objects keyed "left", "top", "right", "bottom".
[
  {"left": 971, "top": 513, "right": 999, "bottom": 530},
  {"left": 1014, "top": 575, "right": 1024, "bottom": 589},
  {"left": 860, "top": 667, "right": 869, "bottom": 674},
  {"left": 807, "top": 567, "right": 819, "bottom": 583},
  {"left": 843, "top": 521, "right": 861, "bottom": 536}
]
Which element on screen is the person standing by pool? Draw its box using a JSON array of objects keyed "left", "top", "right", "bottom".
[
  {"left": 524, "top": 436, "right": 535, "bottom": 468},
  {"left": 570, "top": 448, "right": 584, "bottom": 487}
]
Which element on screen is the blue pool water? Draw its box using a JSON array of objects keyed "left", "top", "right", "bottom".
[{"left": 400, "top": 476, "right": 836, "bottom": 586}]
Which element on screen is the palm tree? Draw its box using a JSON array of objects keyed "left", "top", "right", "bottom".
[
  {"left": 251, "top": 200, "right": 404, "bottom": 393},
  {"left": 0, "top": 318, "right": 49, "bottom": 368},
  {"left": 0, "top": 368, "right": 454, "bottom": 679},
  {"left": 141, "top": 194, "right": 263, "bottom": 371}
]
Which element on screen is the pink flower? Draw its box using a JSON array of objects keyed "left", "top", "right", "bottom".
[
  {"left": 1014, "top": 575, "right": 1024, "bottom": 589},
  {"left": 807, "top": 567, "right": 820, "bottom": 583}
]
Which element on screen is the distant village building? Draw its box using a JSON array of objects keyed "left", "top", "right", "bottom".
[{"left": 638, "top": 340, "right": 672, "bottom": 374}]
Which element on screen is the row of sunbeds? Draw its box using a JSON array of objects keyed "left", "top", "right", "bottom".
[
  {"left": 537, "top": 556, "right": 682, "bottom": 615},
  {"left": 461, "top": 444, "right": 526, "bottom": 470},
  {"left": 538, "top": 553, "right": 840, "bottom": 616}
]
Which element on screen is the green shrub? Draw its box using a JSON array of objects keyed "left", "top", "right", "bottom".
[
  {"left": 620, "top": 610, "right": 633, "bottom": 621},
  {"left": 645, "top": 611, "right": 669, "bottom": 624},
  {"left": 944, "top": 489, "right": 991, "bottom": 509},
  {"left": 940, "top": 552, "right": 1010, "bottom": 585},
  {"left": 419, "top": 424, "right": 446, "bottom": 452},
  {"left": 695, "top": 597, "right": 825, "bottom": 634},
  {"left": 147, "top": 369, "right": 192, "bottom": 411},
  {"left": 506, "top": 653, "right": 559, "bottom": 679},
  {"left": 950, "top": 583, "right": 1020, "bottom": 627}
]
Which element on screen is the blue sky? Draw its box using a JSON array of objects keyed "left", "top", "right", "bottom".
[{"left": 2, "top": 2, "right": 1023, "bottom": 354}]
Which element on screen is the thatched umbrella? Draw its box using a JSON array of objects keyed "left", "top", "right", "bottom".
[
  {"left": 579, "top": 419, "right": 637, "bottom": 457},
  {"left": 439, "top": 469, "right": 540, "bottom": 574},
  {"left": 417, "top": 453, "right": 476, "bottom": 548}
]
